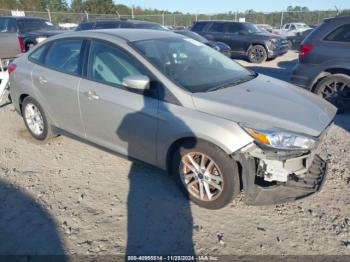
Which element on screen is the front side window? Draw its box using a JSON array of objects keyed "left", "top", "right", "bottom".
[
  {"left": 227, "top": 23, "right": 242, "bottom": 34},
  {"left": 192, "top": 22, "right": 207, "bottom": 32},
  {"left": 87, "top": 40, "right": 146, "bottom": 87},
  {"left": 208, "top": 23, "right": 226, "bottom": 33},
  {"left": 133, "top": 37, "right": 254, "bottom": 93},
  {"left": 45, "top": 39, "right": 83, "bottom": 75},
  {"left": 324, "top": 24, "right": 350, "bottom": 43}
]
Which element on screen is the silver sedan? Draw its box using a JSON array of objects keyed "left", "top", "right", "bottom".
[{"left": 9, "top": 29, "right": 336, "bottom": 209}]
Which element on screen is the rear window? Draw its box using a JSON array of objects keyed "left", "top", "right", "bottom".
[
  {"left": 324, "top": 24, "right": 350, "bottom": 43},
  {"left": 192, "top": 22, "right": 207, "bottom": 32},
  {"left": 208, "top": 23, "right": 226, "bottom": 33},
  {"left": 17, "top": 19, "right": 57, "bottom": 32},
  {"left": 0, "top": 18, "right": 17, "bottom": 32}
]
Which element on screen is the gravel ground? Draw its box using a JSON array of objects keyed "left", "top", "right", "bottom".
[{"left": 0, "top": 51, "right": 349, "bottom": 256}]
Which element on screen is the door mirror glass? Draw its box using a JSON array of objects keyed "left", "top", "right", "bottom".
[{"left": 122, "top": 75, "right": 150, "bottom": 90}]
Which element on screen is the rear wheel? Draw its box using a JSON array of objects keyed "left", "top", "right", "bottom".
[
  {"left": 314, "top": 74, "right": 350, "bottom": 113},
  {"left": 171, "top": 140, "right": 240, "bottom": 209},
  {"left": 22, "top": 97, "right": 53, "bottom": 141},
  {"left": 248, "top": 45, "right": 267, "bottom": 64}
]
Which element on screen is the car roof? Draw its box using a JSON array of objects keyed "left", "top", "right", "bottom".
[
  {"left": 0, "top": 16, "right": 47, "bottom": 20},
  {"left": 79, "top": 19, "right": 160, "bottom": 25},
  {"left": 53, "top": 28, "right": 180, "bottom": 42},
  {"left": 324, "top": 15, "right": 350, "bottom": 22}
]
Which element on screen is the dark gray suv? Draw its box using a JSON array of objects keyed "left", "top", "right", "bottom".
[
  {"left": 191, "top": 21, "right": 289, "bottom": 63},
  {"left": 291, "top": 16, "right": 350, "bottom": 113}
]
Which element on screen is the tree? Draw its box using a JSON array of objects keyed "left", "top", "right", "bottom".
[
  {"left": 84, "top": 0, "right": 115, "bottom": 14},
  {"left": 71, "top": 0, "right": 84, "bottom": 13},
  {"left": 48, "top": 0, "right": 68, "bottom": 12}
]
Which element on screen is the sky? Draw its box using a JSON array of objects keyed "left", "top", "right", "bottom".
[{"left": 107, "top": 0, "right": 349, "bottom": 13}]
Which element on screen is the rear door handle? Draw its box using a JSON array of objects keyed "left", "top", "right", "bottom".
[
  {"left": 84, "top": 90, "right": 99, "bottom": 100},
  {"left": 38, "top": 76, "right": 47, "bottom": 84}
]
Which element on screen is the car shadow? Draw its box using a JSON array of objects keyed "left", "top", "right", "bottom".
[
  {"left": 116, "top": 86, "right": 195, "bottom": 255},
  {"left": 246, "top": 59, "right": 298, "bottom": 83},
  {"left": 334, "top": 111, "right": 350, "bottom": 133},
  {"left": 0, "top": 179, "right": 66, "bottom": 257}
]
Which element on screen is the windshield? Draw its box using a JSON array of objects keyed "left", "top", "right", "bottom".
[
  {"left": 17, "top": 19, "right": 57, "bottom": 32},
  {"left": 243, "top": 23, "right": 261, "bottom": 34},
  {"left": 176, "top": 31, "right": 208, "bottom": 43},
  {"left": 132, "top": 37, "right": 254, "bottom": 93}
]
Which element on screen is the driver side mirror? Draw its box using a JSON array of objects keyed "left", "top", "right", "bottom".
[
  {"left": 122, "top": 75, "right": 150, "bottom": 91},
  {"left": 239, "top": 30, "right": 248, "bottom": 35}
]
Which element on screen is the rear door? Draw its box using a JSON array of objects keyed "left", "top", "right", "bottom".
[
  {"left": 78, "top": 40, "right": 159, "bottom": 164},
  {"left": 224, "top": 22, "right": 246, "bottom": 54},
  {"left": 202, "top": 22, "right": 227, "bottom": 43},
  {"left": 31, "top": 38, "right": 86, "bottom": 136},
  {"left": 0, "top": 18, "right": 20, "bottom": 59}
]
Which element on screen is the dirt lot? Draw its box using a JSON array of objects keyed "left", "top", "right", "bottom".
[{"left": 0, "top": 51, "right": 349, "bottom": 256}]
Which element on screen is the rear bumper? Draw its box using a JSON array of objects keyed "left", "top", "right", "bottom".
[
  {"left": 236, "top": 148, "right": 328, "bottom": 206},
  {"left": 291, "top": 62, "right": 321, "bottom": 90}
]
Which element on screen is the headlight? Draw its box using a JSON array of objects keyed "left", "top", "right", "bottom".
[
  {"left": 242, "top": 126, "right": 318, "bottom": 150},
  {"left": 36, "top": 37, "right": 47, "bottom": 43}
]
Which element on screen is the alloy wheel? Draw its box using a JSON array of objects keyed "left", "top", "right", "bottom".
[
  {"left": 179, "top": 152, "right": 224, "bottom": 201},
  {"left": 24, "top": 103, "right": 44, "bottom": 136},
  {"left": 318, "top": 79, "right": 350, "bottom": 111}
]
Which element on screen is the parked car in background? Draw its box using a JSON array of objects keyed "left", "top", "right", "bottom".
[
  {"left": 0, "top": 16, "right": 64, "bottom": 60},
  {"left": 273, "top": 23, "right": 312, "bottom": 37},
  {"left": 286, "top": 28, "right": 313, "bottom": 49},
  {"left": 75, "top": 19, "right": 168, "bottom": 31},
  {"left": 256, "top": 24, "right": 273, "bottom": 33},
  {"left": 292, "top": 16, "right": 350, "bottom": 113},
  {"left": 9, "top": 29, "right": 335, "bottom": 209},
  {"left": 174, "top": 30, "right": 231, "bottom": 56},
  {"left": 191, "top": 20, "right": 289, "bottom": 63}
]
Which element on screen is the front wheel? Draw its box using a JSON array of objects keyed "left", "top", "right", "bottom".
[
  {"left": 247, "top": 45, "right": 267, "bottom": 64},
  {"left": 314, "top": 74, "right": 350, "bottom": 113},
  {"left": 171, "top": 141, "right": 240, "bottom": 209}
]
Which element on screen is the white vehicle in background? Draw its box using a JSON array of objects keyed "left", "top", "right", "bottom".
[
  {"left": 273, "top": 23, "right": 312, "bottom": 37},
  {"left": 0, "top": 59, "right": 10, "bottom": 104}
]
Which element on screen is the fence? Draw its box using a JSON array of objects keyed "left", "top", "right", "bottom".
[{"left": 0, "top": 9, "right": 348, "bottom": 28}]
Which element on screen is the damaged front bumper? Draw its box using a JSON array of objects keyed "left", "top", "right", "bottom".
[{"left": 235, "top": 143, "right": 328, "bottom": 205}]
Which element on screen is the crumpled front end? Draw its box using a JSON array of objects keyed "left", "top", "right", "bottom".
[{"left": 234, "top": 128, "right": 330, "bottom": 205}]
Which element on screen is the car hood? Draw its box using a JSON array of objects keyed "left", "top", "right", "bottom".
[
  {"left": 253, "top": 31, "right": 283, "bottom": 39},
  {"left": 191, "top": 74, "right": 337, "bottom": 137}
]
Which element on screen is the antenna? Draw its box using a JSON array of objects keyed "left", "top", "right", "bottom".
[{"left": 334, "top": 6, "right": 340, "bottom": 16}]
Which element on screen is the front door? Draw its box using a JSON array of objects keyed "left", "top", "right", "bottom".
[{"left": 78, "top": 40, "right": 158, "bottom": 164}]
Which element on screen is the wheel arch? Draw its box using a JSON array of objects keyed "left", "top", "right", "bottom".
[
  {"left": 18, "top": 93, "right": 30, "bottom": 113},
  {"left": 311, "top": 68, "right": 350, "bottom": 92}
]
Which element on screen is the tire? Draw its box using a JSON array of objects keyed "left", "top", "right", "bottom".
[
  {"left": 247, "top": 45, "right": 267, "bottom": 64},
  {"left": 171, "top": 140, "right": 240, "bottom": 209},
  {"left": 314, "top": 74, "right": 350, "bottom": 114},
  {"left": 22, "top": 97, "right": 53, "bottom": 141}
]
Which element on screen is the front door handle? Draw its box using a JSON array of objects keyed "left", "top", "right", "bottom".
[
  {"left": 38, "top": 76, "right": 47, "bottom": 84},
  {"left": 84, "top": 90, "right": 99, "bottom": 100}
]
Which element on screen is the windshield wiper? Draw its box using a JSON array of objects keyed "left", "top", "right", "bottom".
[{"left": 206, "top": 73, "right": 257, "bottom": 92}]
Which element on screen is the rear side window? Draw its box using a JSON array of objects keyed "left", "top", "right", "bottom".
[
  {"left": 227, "top": 23, "right": 241, "bottom": 34},
  {"left": 87, "top": 40, "right": 146, "bottom": 87},
  {"left": 29, "top": 44, "right": 47, "bottom": 64},
  {"left": 94, "top": 21, "right": 120, "bottom": 29},
  {"left": 45, "top": 39, "right": 84, "bottom": 75},
  {"left": 17, "top": 19, "right": 56, "bottom": 32},
  {"left": 192, "top": 22, "right": 207, "bottom": 32},
  {"left": 324, "top": 24, "right": 350, "bottom": 43},
  {"left": 208, "top": 23, "right": 226, "bottom": 33}
]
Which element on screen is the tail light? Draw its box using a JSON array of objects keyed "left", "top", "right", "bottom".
[
  {"left": 7, "top": 63, "right": 17, "bottom": 74},
  {"left": 299, "top": 43, "right": 314, "bottom": 60},
  {"left": 17, "top": 35, "right": 26, "bottom": 53}
]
